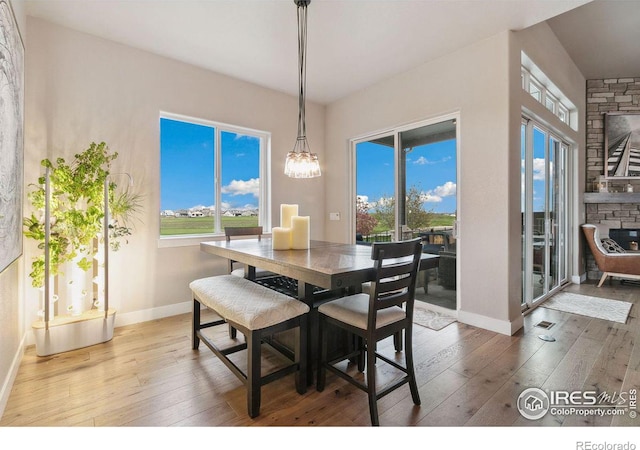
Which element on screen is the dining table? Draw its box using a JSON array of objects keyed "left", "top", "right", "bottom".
[
  {"left": 200, "top": 238, "right": 440, "bottom": 382},
  {"left": 200, "top": 238, "right": 440, "bottom": 300}
]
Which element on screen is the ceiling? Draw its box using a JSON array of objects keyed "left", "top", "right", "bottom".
[
  {"left": 546, "top": 0, "right": 640, "bottom": 80},
  {"left": 23, "top": 0, "right": 636, "bottom": 105}
]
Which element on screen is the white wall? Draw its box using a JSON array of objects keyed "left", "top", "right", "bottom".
[
  {"left": 23, "top": 18, "right": 326, "bottom": 335},
  {"left": 0, "top": 0, "right": 26, "bottom": 419},
  {"left": 324, "top": 24, "right": 585, "bottom": 335}
]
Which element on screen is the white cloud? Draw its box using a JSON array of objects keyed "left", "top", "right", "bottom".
[
  {"left": 413, "top": 156, "right": 452, "bottom": 165},
  {"left": 533, "top": 158, "right": 546, "bottom": 181},
  {"left": 421, "top": 181, "right": 456, "bottom": 203},
  {"left": 221, "top": 178, "right": 260, "bottom": 197}
]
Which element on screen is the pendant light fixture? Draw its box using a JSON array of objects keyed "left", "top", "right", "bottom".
[{"left": 284, "top": 0, "right": 321, "bottom": 178}]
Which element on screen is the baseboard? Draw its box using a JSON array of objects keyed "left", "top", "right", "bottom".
[
  {"left": 0, "top": 333, "right": 26, "bottom": 420},
  {"left": 457, "top": 309, "right": 523, "bottom": 336},
  {"left": 114, "top": 301, "right": 192, "bottom": 327},
  {"left": 24, "top": 301, "right": 193, "bottom": 347},
  {"left": 572, "top": 273, "right": 587, "bottom": 284}
]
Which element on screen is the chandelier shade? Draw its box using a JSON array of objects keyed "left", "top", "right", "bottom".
[{"left": 284, "top": 0, "right": 321, "bottom": 178}]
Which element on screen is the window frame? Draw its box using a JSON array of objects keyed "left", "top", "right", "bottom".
[
  {"left": 158, "top": 112, "right": 271, "bottom": 247},
  {"left": 521, "top": 66, "right": 573, "bottom": 128},
  {"left": 349, "top": 113, "right": 459, "bottom": 244}
]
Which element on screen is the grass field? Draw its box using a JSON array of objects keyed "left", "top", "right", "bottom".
[
  {"left": 160, "top": 216, "right": 258, "bottom": 235},
  {"left": 161, "top": 213, "right": 454, "bottom": 236}
]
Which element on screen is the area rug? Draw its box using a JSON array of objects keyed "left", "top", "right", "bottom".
[
  {"left": 541, "top": 292, "right": 633, "bottom": 324},
  {"left": 413, "top": 302, "right": 457, "bottom": 331}
]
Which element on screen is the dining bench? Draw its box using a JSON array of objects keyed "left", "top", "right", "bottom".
[{"left": 190, "top": 274, "right": 309, "bottom": 418}]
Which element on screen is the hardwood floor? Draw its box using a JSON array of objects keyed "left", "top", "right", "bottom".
[{"left": 1, "top": 281, "right": 638, "bottom": 429}]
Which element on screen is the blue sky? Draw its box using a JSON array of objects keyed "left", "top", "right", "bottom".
[
  {"left": 356, "top": 139, "right": 457, "bottom": 214},
  {"left": 160, "top": 118, "right": 259, "bottom": 211},
  {"left": 161, "top": 117, "right": 457, "bottom": 214}
]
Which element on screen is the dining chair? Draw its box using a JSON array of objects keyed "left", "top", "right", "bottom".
[
  {"left": 316, "top": 238, "right": 423, "bottom": 426},
  {"left": 224, "top": 226, "right": 277, "bottom": 279},
  {"left": 224, "top": 226, "right": 277, "bottom": 339}
]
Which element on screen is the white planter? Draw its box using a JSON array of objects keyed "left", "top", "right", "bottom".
[{"left": 32, "top": 309, "right": 116, "bottom": 357}]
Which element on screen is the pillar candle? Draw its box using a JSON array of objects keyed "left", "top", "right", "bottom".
[
  {"left": 291, "top": 216, "right": 310, "bottom": 250},
  {"left": 280, "top": 204, "right": 299, "bottom": 228},
  {"left": 272, "top": 227, "right": 292, "bottom": 250}
]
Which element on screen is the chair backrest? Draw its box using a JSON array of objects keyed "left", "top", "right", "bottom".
[
  {"left": 367, "top": 238, "right": 423, "bottom": 329},
  {"left": 225, "top": 226, "right": 263, "bottom": 242},
  {"left": 225, "top": 226, "right": 264, "bottom": 274},
  {"left": 582, "top": 223, "right": 612, "bottom": 271}
]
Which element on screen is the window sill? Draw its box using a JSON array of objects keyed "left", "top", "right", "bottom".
[
  {"left": 157, "top": 233, "right": 272, "bottom": 248},
  {"left": 157, "top": 234, "right": 224, "bottom": 248}
]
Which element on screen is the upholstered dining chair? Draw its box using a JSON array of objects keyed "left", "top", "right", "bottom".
[
  {"left": 581, "top": 224, "right": 640, "bottom": 287},
  {"left": 224, "top": 226, "right": 277, "bottom": 279},
  {"left": 316, "top": 238, "right": 423, "bottom": 426},
  {"left": 224, "top": 226, "right": 277, "bottom": 339}
]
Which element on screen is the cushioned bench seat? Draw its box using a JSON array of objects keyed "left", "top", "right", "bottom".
[{"left": 190, "top": 274, "right": 309, "bottom": 418}]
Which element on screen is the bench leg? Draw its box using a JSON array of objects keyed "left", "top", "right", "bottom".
[
  {"left": 247, "top": 330, "right": 261, "bottom": 418},
  {"left": 192, "top": 299, "right": 201, "bottom": 350}
]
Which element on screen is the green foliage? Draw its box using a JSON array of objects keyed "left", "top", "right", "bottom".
[
  {"left": 372, "top": 184, "right": 436, "bottom": 234},
  {"left": 355, "top": 197, "right": 377, "bottom": 237},
  {"left": 23, "top": 142, "right": 139, "bottom": 287},
  {"left": 404, "top": 184, "right": 435, "bottom": 230}
]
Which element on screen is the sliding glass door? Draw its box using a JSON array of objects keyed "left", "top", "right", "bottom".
[
  {"left": 353, "top": 116, "right": 458, "bottom": 310},
  {"left": 521, "top": 118, "right": 569, "bottom": 307}
]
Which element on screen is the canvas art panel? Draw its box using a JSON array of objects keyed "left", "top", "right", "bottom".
[
  {"left": 0, "top": 0, "right": 24, "bottom": 273},
  {"left": 605, "top": 112, "right": 640, "bottom": 179}
]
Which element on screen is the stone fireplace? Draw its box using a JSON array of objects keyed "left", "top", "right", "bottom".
[
  {"left": 609, "top": 228, "right": 640, "bottom": 251},
  {"left": 584, "top": 77, "right": 640, "bottom": 280}
]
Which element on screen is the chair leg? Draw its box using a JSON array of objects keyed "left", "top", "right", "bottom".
[
  {"left": 192, "top": 299, "right": 201, "bottom": 350},
  {"left": 247, "top": 330, "right": 261, "bottom": 418},
  {"left": 316, "top": 315, "right": 327, "bottom": 392},
  {"left": 405, "top": 325, "right": 421, "bottom": 406},
  {"left": 296, "top": 315, "right": 308, "bottom": 394},
  {"left": 598, "top": 272, "right": 609, "bottom": 287},
  {"left": 228, "top": 323, "right": 238, "bottom": 339},
  {"left": 357, "top": 336, "right": 365, "bottom": 372},
  {"left": 366, "top": 339, "right": 379, "bottom": 427},
  {"left": 393, "top": 330, "right": 403, "bottom": 352}
]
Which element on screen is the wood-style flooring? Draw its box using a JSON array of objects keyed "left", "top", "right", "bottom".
[{"left": 1, "top": 281, "right": 638, "bottom": 427}]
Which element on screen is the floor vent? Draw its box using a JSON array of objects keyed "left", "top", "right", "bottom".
[{"left": 535, "top": 320, "right": 555, "bottom": 330}]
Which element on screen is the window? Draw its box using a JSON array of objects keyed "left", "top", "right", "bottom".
[
  {"left": 353, "top": 118, "right": 457, "bottom": 245},
  {"left": 521, "top": 59, "right": 574, "bottom": 128},
  {"left": 160, "top": 113, "right": 270, "bottom": 237}
]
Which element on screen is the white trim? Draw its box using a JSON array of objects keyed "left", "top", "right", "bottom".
[
  {"left": 0, "top": 333, "right": 26, "bottom": 419},
  {"left": 114, "top": 301, "right": 192, "bottom": 328},
  {"left": 457, "top": 310, "right": 524, "bottom": 336},
  {"left": 572, "top": 273, "right": 587, "bottom": 284}
]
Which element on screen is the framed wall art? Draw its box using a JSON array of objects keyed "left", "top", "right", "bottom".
[
  {"left": 604, "top": 111, "right": 640, "bottom": 179},
  {"left": 0, "top": 0, "right": 24, "bottom": 273}
]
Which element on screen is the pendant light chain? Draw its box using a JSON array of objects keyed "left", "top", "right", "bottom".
[
  {"left": 284, "top": 0, "right": 321, "bottom": 178},
  {"left": 297, "top": 3, "right": 307, "bottom": 139}
]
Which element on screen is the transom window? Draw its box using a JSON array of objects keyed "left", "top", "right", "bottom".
[
  {"left": 159, "top": 113, "right": 270, "bottom": 237},
  {"left": 521, "top": 55, "right": 574, "bottom": 129}
]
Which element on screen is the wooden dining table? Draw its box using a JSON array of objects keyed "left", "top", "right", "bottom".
[
  {"left": 200, "top": 238, "right": 440, "bottom": 382},
  {"left": 200, "top": 238, "right": 440, "bottom": 302}
]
